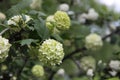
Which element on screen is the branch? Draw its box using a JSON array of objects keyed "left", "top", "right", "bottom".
[
  {"left": 0, "top": 27, "right": 10, "bottom": 35},
  {"left": 102, "top": 28, "right": 120, "bottom": 40},
  {"left": 63, "top": 47, "right": 86, "bottom": 61}
]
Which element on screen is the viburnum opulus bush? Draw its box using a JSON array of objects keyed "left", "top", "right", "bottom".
[{"left": 0, "top": 0, "right": 120, "bottom": 80}]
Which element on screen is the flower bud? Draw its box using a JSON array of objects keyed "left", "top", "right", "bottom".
[
  {"left": 86, "top": 69, "right": 94, "bottom": 77},
  {"left": 31, "top": 65, "right": 44, "bottom": 77},
  {"left": 0, "top": 36, "right": 11, "bottom": 63},
  {"left": 80, "top": 56, "right": 96, "bottom": 71},
  {"left": 38, "top": 39, "right": 64, "bottom": 66},
  {"left": 54, "top": 11, "right": 71, "bottom": 30},
  {"left": 85, "top": 33, "right": 103, "bottom": 50}
]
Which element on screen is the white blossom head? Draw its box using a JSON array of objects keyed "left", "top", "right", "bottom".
[
  {"left": 80, "top": 56, "right": 96, "bottom": 71},
  {"left": 58, "top": 3, "right": 69, "bottom": 12},
  {"left": 86, "top": 69, "right": 94, "bottom": 77},
  {"left": 31, "top": 65, "right": 44, "bottom": 77},
  {"left": 38, "top": 39, "right": 64, "bottom": 66},
  {"left": 86, "top": 8, "right": 99, "bottom": 21},
  {"left": 85, "top": 33, "right": 103, "bottom": 50},
  {"left": 109, "top": 60, "right": 120, "bottom": 71},
  {"left": 0, "top": 12, "right": 6, "bottom": 21},
  {"left": 30, "top": 0, "right": 42, "bottom": 10},
  {"left": 0, "top": 36, "right": 11, "bottom": 63}
]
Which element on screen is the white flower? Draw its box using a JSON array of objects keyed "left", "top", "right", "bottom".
[
  {"left": 109, "top": 70, "right": 117, "bottom": 76},
  {"left": 85, "top": 33, "right": 103, "bottom": 50},
  {"left": 30, "top": 0, "right": 42, "bottom": 10},
  {"left": 109, "top": 60, "right": 120, "bottom": 71},
  {"left": 57, "top": 68, "right": 65, "bottom": 76},
  {"left": 86, "top": 8, "right": 99, "bottom": 21},
  {"left": 86, "top": 69, "right": 94, "bottom": 77},
  {"left": 58, "top": 3, "right": 69, "bottom": 12},
  {"left": 78, "top": 13, "right": 87, "bottom": 23},
  {"left": 7, "top": 15, "right": 32, "bottom": 26},
  {"left": 0, "top": 36, "right": 11, "bottom": 63},
  {"left": 38, "top": 39, "right": 64, "bottom": 66},
  {"left": 0, "top": 12, "right": 6, "bottom": 21},
  {"left": 31, "top": 65, "right": 44, "bottom": 77}
]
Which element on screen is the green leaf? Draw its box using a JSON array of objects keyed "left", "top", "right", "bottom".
[
  {"left": 20, "top": 39, "right": 38, "bottom": 46},
  {"left": 34, "top": 19, "right": 50, "bottom": 40}
]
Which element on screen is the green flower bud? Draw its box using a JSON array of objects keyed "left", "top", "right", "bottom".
[
  {"left": 0, "top": 36, "right": 11, "bottom": 63},
  {"left": 38, "top": 39, "right": 64, "bottom": 66},
  {"left": 80, "top": 56, "right": 96, "bottom": 71},
  {"left": 46, "top": 15, "right": 55, "bottom": 32},
  {"left": 31, "top": 65, "right": 44, "bottom": 77},
  {"left": 54, "top": 11, "right": 70, "bottom": 30},
  {"left": 85, "top": 33, "right": 103, "bottom": 50}
]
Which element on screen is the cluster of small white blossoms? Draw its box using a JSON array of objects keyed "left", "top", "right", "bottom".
[
  {"left": 58, "top": 3, "right": 69, "bottom": 12},
  {"left": 80, "top": 56, "right": 96, "bottom": 71},
  {"left": 78, "top": 8, "right": 99, "bottom": 23},
  {"left": 30, "top": 0, "right": 42, "bottom": 10},
  {"left": 38, "top": 39, "right": 64, "bottom": 66},
  {"left": 86, "top": 68, "right": 94, "bottom": 77},
  {"left": 0, "top": 36, "right": 11, "bottom": 63},
  {"left": 46, "top": 11, "right": 71, "bottom": 32},
  {"left": 31, "top": 65, "right": 44, "bottom": 77},
  {"left": 109, "top": 60, "right": 120, "bottom": 71},
  {"left": 0, "top": 12, "right": 6, "bottom": 21},
  {"left": 85, "top": 33, "right": 103, "bottom": 50},
  {"left": 7, "top": 15, "right": 32, "bottom": 26}
]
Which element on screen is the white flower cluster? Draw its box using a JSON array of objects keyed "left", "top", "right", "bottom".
[
  {"left": 109, "top": 60, "right": 120, "bottom": 71},
  {"left": 58, "top": 3, "right": 69, "bottom": 12},
  {"left": 7, "top": 15, "right": 32, "bottom": 26},
  {"left": 85, "top": 33, "right": 103, "bottom": 50},
  {"left": 38, "top": 39, "right": 64, "bottom": 66},
  {"left": 78, "top": 8, "right": 99, "bottom": 23},
  {"left": 31, "top": 65, "right": 44, "bottom": 77},
  {"left": 86, "top": 69, "right": 94, "bottom": 77},
  {"left": 30, "top": 0, "right": 42, "bottom": 10},
  {"left": 80, "top": 56, "right": 96, "bottom": 71},
  {"left": 0, "top": 12, "right": 6, "bottom": 21},
  {"left": 0, "top": 36, "right": 11, "bottom": 63},
  {"left": 46, "top": 11, "right": 71, "bottom": 33}
]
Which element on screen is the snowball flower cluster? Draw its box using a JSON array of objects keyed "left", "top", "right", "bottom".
[
  {"left": 30, "top": 0, "right": 42, "bottom": 10},
  {"left": 7, "top": 15, "right": 32, "bottom": 26},
  {"left": 109, "top": 60, "right": 120, "bottom": 71},
  {"left": 46, "top": 15, "right": 55, "bottom": 32},
  {"left": 46, "top": 11, "right": 71, "bottom": 32},
  {"left": 31, "top": 65, "right": 44, "bottom": 77},
  {"left": 86, "top": 69, "right": 94, "bottom": 77},
  {"left": 38, "top": 39, "right": 64, "bottom": 66},
  {"left": 85, "top": 33, "right": 103, "bottom": 50},
  {"left": 86, "top": 8, "right": 99, "bottom": 20},
  {"left": 58, "top": 3, "right": 69, "bottom": 12},
  {"left": 78, "top": 8, "right": 99, "bottom": 23},
  {"left": 0, "top": 12, "right": 6, "bottom": 21},
  {"left": 80, "top": 56, "right": 96, "bottom": 71},
  {"left": 0, "top": 36, "right": 11, "bottom": 63}
]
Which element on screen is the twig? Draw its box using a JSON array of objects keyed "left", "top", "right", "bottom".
[
  {"left": 63, "top": 47, "right": 86, "bottom": 61},
  {"left": 0, "top": 27, "right": 10, "bottom": 35}
]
